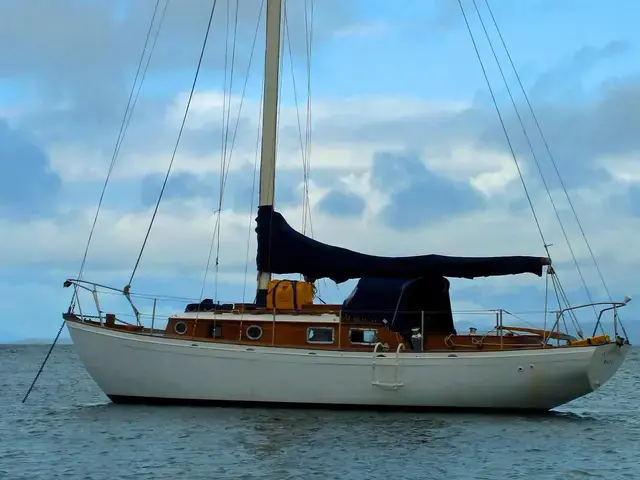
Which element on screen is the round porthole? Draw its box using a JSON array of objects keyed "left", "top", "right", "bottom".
[
  {"left": 246, "top": 325, "right": 263, "bottom": 341},
  {"left": 174, "top": 321, "right": 188, "bottom": 335}
]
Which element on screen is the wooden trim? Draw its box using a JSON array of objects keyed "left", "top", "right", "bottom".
[
  {"left": 162, "top": 317, "right": 549, "bottom": 352},
  {"left": 64, "top": 313, "right": 608, "bottom": 353}
]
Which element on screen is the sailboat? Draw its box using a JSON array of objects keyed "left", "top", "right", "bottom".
[{"left": 62, "top": 0, "right": 631, "bottom": 411}]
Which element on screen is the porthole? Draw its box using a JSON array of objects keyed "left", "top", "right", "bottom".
[
  {"left": 174, "top": 321, "right": 188, "bottom": 335},
  {"left": 246, "top": 325, "right": 263, "bottom": 341}
]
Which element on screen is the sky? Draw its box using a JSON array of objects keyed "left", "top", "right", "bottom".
[{"left": 1, "top": 0, "right": 639, "bottom": 343}]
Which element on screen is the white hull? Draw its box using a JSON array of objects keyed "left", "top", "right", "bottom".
[{"left": 67, "top": 320, "right": 629, "bottom": 411}]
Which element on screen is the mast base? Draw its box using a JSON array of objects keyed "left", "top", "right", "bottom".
[{"left": 256, "top": 289, "right": 268, "bottom": 307}]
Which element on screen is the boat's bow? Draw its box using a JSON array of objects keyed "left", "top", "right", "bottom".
[{"left": 587, "top": 341, "right": 630, "bottom": 391}]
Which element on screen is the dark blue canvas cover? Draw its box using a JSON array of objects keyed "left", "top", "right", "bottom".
[
  {"left": 341, "top": 276, "right": 455, "bottom": 340},
  {"left": 256, "top": 206, "right": 548, "bottom": 284}
]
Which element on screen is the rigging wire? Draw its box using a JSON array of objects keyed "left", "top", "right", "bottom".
[
  {"left": 301, "top": 0, "right": 326, "bottom": 297},
  {"left": 70, "top": 0, "right": 168, "bottom": 309},
  {"left": 460, "top": 0, "right": 614, "bottom": 338},
  {"left": 50, "top": 0, "right": 168, "bottom": 403},
  {"left": 300, "top": 0, "right": 323, "bottom": 296},
  {"left": 212, "top": 0, "right": 241, "bottom": 305},
  {"left": 543, "top": 269, "right": 550, "bottom": 333},
  {"left": 127, "top": 0, "right": 219, "bottom": 287},
  {"left": 482, "top": 0, "right": 625, "bottom": 332},
  {"left": 21, "top": 320, "right": 67, "bottom": 403},
  {"left": 199, "top": 0, "right": 264, "bottom": 316},
  {"left": 243, "top": 87, "right": 265, "bottom": 308},
  {"left": 469, "top": 0, "right": 598, "bottom": 329},
  {"left": 225, "top": 0, "right": 267, "bottom": 180},
  {"left": 111, "top": 1, "right": 171, "bottom": 193},
  {"left": 455, "top": 0, "right": 549, "bottom": 253},
  {"left": 283, "top": 0, "right": 325, "bottom": 298},
  {"left": 456, "top": 0, "right": 587, "bottom": 335},
  {"left": 285, "top": 2, "right": 314, "bottom": 238},
  {"left": 190, "top": 0, "right": 240, "bottom": 336},
  {"left": 301, "top": 0, "right": 315, "bottom": 237},
  {"left": 482, "top": 0, "right": 611, "bottom": 296}
]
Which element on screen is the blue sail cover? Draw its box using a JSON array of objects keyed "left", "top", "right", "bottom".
[{"left": 256, "top": 206, "right": 548, "bottom": 284}]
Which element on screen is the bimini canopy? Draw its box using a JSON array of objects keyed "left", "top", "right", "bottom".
[
  {"left": 342, "top": 276, "right": 455, "bottom": 339},
  {"left": 256, "top": 206, "right": 549, "bottom": 284}
]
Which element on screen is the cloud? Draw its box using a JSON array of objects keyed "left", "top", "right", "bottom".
[
  {"left": 0, "top": 119, "right": 61, "bottom": 219},
  {"left": 3, "top": 74, "right": 639, "bottom": 287},
  {"left": 0, "top": 0, "right": 354, "bottom": 93},
  {"left": 333, "top": 21, "right": 390, "bottom": 39},
  {"left": 530, "top": 41, "right": 631, "bottom": 102},
  {"left": 370, "top": 151, "right": 485, "bottom": 230},
  {"left": 628, "top": 186, "right": 640, "bottom": 217},
  {"left": 139, "top": 164, "right": 302, "bottom": 212},
  {"left": 303, "top": 74, "right": 640, "bottom": 200},
  {"left": 140, "top": 172, "right": 216, "bottom": 208},
  {"left": 1, "top": 0, "right": 640, "bottom": 344},
  {"left": 317, "top": 190, "right": 366, "bottom": 217},
  {"left": 1, "top": 0, "right": 358, "bottom": 165}
]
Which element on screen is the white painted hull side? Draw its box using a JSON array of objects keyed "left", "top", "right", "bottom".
[{"left": 66, "top": 320, "right": 629, "bottom": 411}]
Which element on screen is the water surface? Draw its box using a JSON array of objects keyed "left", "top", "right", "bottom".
[{"left": 1, "top": 344, "right": 638, "bottom": 479}]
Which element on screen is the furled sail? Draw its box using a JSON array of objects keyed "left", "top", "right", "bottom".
[{"left": 256, "top": 206, "right": 550, "bottom": 284}]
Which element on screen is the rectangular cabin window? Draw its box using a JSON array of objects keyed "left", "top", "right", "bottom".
[
  {"left": 306, "top": 327, "right": 335, "bottom": 344},
  {"left": 349, "top": 328, "right": 379, "bottom": 345}
]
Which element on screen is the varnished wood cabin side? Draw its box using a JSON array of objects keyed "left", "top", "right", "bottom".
[{"left": 163, "top": 316, "right": 546, "bottom": 351}]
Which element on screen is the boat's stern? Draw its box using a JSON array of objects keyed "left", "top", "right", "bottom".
[{"left": 587, "top": 341, "right": 630, "bottom": 390}]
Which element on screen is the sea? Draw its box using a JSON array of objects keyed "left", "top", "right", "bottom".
[{"left": 1, "top": 344, "right": 638, "bottom": 480}]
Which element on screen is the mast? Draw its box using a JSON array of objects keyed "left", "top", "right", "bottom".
[{"left": 256, "top": 0, "right": 283, "bottom": 305}]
